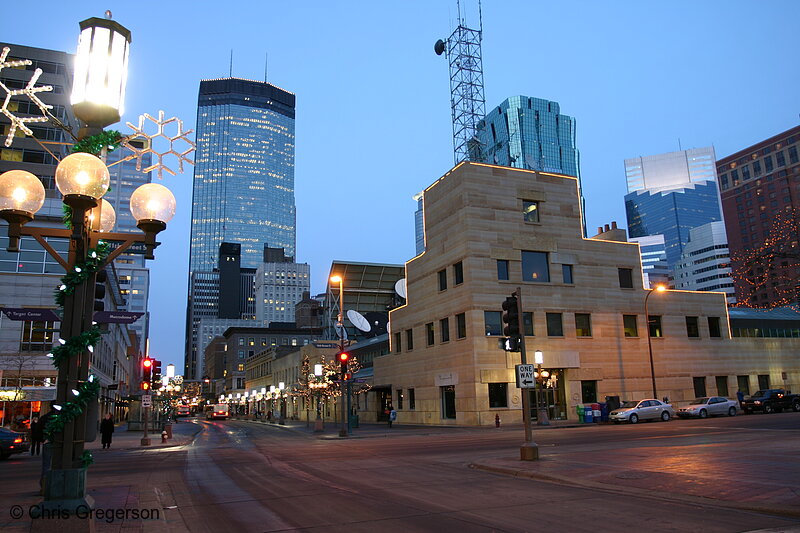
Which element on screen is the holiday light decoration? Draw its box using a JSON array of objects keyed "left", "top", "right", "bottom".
[
  {"left": 0, "top": 47, "right": 54, "bottom": 147},
  {"left": 730, "top": 207, "right": 800, "bottom": 308},
  {"left": 123, "top": 110, "right": 196, "bottom": 179}
]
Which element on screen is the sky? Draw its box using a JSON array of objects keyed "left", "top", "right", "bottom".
[{"left": 2, "top": 1, "right": 798, "bottom": 371}]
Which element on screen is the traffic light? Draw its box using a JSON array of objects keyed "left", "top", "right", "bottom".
[
  {"left": 338, "top": 352, "right": 350, "bottom": 378},
  {"left": 502, "top": 295, "right": 520, "bottom": 337},
  {"left": 499, "top": 336, "right": 520, "bottom": 352},
  {"left": 142, "top": 357, "right": 153, "bottom": 389},
  {"left": 94, "top": 270, "right": 107, "bottom": 312},
  {"left": 152, "top": 359, "right": 162, "bottom": 382}
]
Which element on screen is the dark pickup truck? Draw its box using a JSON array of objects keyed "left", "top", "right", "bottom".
[{"left": 741, "top": 389, "right": 800, "bottom": 414}]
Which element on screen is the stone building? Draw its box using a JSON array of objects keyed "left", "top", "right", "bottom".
[{"left": 377, "top": 162, "right": 800, "bottom": 426}]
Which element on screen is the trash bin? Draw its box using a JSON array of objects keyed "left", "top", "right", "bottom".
[
  {"left": 592, "top": 403, "right": 601, "bottom": 422},
  {"left": 584, "top": 406, "right": 593, "bottom": 423},
  {"left": 349, "top": 414, "right": 359, "bottom": 428},
  {"left": 599, "top": 402, "right": 609, "bottom": 422},
  {"left": 576, "top": 404, "right": 584, "bottom": 423}
]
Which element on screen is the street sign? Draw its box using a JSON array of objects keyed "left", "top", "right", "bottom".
[
  {"left": 103, "top": 240, "right": 149, "bottom": 255},
  {"left": 515, "top": 364, "right": 536, "bottom": 389},
  {"left": 93, "top": 311, "right": 144, "bottom": 324},
  {"left": 1, "top": 307, "right": 61, "bottom": 322},
  {"left": 141, "top": 394, "right": 152, "bottom": 407},
  {"left": 107, "top": 384, "right": 118, "bottom": 390}
]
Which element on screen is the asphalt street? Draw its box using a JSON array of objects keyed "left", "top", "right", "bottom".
[{"left": 0, "top": 412, "right": 799, "bottom": 532}]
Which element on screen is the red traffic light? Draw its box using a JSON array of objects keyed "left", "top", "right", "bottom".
[
  {"left": 338, "top": 352, "right": 350, "bottom": 363},
  {"left": 143, "top": 358, "right": 152, "bottom": 368}
]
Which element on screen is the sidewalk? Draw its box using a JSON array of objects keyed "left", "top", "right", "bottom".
[{"left": 85, "top": 419, "right": 201, "bottom": 451}]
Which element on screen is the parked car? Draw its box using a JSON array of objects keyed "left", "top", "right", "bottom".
[
  {"left": 677, "top": 396, "right": 738, "bottom": 418},
  {"left": 609, "top": 399, "right": 675, "bottom": 424},
  {"left": 0, "top": 427, "right": 30, "bottom": 459},
  {"left": 741, "top": 389, "right": 800, "bottom": 414},
  {"left": 176, "top": 405, "right": 191, "bottom": 417},
  {"left": 205, "top": 404, "right": 228, "bottom": 420}
]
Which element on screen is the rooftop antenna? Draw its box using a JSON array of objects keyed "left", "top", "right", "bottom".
[
  {"left": 434, "top": 0, "right": 486, "bottom": 165},
  {"left": 229, "top": 49, "right": 233, "bottom": 77},
  {"left": 264, "top": 52, "right": 268, "bottom": 83}
]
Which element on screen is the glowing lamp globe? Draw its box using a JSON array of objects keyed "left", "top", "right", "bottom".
[
  {"left": 88, "top": 198, "right": 116, "bottom": 232},
  {"left": 130, "top": 183, "right": 176, "bottom": 224},
  {"left": 0, "top": 170, "right": 46, "bottom": 215},
  {"left": 55, "top": 152, "right": 110, "bottom": 199}
]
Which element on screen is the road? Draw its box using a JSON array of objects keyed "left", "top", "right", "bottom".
[{"left": 1, "top": 412, "right": 799, "bottom": 532}]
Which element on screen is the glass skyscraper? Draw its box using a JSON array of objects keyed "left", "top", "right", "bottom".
[
  {"left": 470, "top": 95, "right": 583, "bottom": 233},
  {"left": 189, "top": 78, "right": 296, "bottom": 271}
]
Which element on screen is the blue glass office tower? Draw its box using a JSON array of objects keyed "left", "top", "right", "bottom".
[
  {"left": 625, "top": 180, "right": 722, "bottom": 268},
  {"left": 189, "top": 78, "right": 296, "bottom": 271},
  {"left": 470, "top": 96, "right": 583, "bottom": 233}
]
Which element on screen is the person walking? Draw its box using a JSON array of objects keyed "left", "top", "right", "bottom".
[
  {"left": 386, "top": 404, "right": 396, "bottom": 428},
  {"left": 736, "top": 389, "right": 745, "bottom": 408},
  {"left": 100, "top": 413, "right": 115, "bottom": 449},
  {"left": 29, "top": 415, "right": 44, "bottom": 456}
]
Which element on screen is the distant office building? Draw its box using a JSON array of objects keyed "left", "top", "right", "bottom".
[
  {"left": 628, "top": 234, "right": 670, "bottom": 289},
  {"left": 295, "top": 291, "right": 323, "bottom": 329},
  {"left": 716, "top": 125, "right": 800, "bottom": 307},
  {"left": 625, "top": 147, "right": 723, "bottom": 268},
  {"left": 672, "top": 222, "right": 735, "bottom": 303},
  {"left": 414, "top": 193, "right": 424, "bottom": 256},
  {"left": 189, "top": 78, "right": 296, "bottom": 272},
  {"left": 470, "top": 96, "right": 584, "bottom": 233},
  {"left": 254, "top": 247, "right": 310, "bottom": 326}
]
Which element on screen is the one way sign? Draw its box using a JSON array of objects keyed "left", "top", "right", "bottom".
[{"left": 515, "top": 364, "right": 536, "bottom": 389}]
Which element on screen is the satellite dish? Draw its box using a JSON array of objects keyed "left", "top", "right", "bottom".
[
  {"left": 364, "top": 312, "right": 389, "bottom": 337},
  {"left": 394, "top": 278, "right": 407, "bottom": 299},
  {"left": 347, "top": 309, "right": 371, "bottom": 332},
  {"left": 525, "top": 154, "right": 538, "bottom": 169},
  {"left": 434, "top": 39, "right": 446, "bottom": 56}
]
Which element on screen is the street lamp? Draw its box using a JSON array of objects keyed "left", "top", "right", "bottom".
[
  {"left": 330, "top": 274, "right": 349, "bottom": 437},
  {"left": 533, "top": 350, "right": 550, "bottom": 426},
  {"left": 644, "top": 284, "right": 667, "bottom": 399},
  {"left": 278, "top": 381, "right": 286, "bottom": 425}
]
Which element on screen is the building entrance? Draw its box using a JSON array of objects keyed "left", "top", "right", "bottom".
[{"left": 528, "top": 368, "right": 567, "bottom": 421}]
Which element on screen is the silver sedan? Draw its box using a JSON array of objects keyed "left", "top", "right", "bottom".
[
  {"left": 677, "top": 396, "right": 738, "bottom": 418},
  {"left": 609, "top": 399, "right": 675, "bottom": 424}
]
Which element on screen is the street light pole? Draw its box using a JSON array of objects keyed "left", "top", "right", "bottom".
[
  {"left": 330, "top": 275, "right": 347, "bottom": 438},
  {"left": 534, "top": 349, "right": 550, "bottom": 426},
  {"left": 644, "top": 285, "right": 666, "bottom": 399}
]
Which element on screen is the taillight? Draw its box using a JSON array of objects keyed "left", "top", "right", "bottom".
[{"left": 13, "top": 437, "right": 23, "bottom": 444}]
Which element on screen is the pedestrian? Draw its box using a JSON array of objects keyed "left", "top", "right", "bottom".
[
  {"left": 736, "top": 389, "right": 745, "bottom": 407},
  {"left": 386, "top": 404, "right": 396, "bottom": 428},
  {"left": 100, "top": 413, "right": 114, "bottom": 449},
  {"left": 30, "top": 415, "right": 44, "bottom": 456}
]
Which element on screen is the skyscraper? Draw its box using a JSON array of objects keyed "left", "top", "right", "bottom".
[
  {"left": 625, "top": 147, "right": 724, "bottom": 269},
  {"left": 470, "top": 96, "right": 584, "bottom": 233},
  {"left": 189, "top": 78, "right": 296, "bottom": 271}
]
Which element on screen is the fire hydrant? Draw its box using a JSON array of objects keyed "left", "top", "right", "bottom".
[
  {"left": 495, "top": 414, "right": 501, "bottom": 428},
  {"left": 161, "top": 430, "right": 168, "bottom": 443}
]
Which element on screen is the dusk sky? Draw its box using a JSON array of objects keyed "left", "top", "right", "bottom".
[{"left": 2, "top": 1, "right": 798, "bottom": 371}]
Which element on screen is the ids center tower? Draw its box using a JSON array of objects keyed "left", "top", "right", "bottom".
[{"left": 374, "top": 162, "right": 800, "bottom": 426}]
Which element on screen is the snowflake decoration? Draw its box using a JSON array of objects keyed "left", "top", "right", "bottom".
[
  {"left": 0, "top": 47, "right": 54, "bottom": 147},
  {"left": 123, "top": 110, "right": 195, "bottom": 179}
]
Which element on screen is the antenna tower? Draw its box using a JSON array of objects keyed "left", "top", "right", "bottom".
[{"left": 435, "top": 0, "right": 486, "bottom": 165}]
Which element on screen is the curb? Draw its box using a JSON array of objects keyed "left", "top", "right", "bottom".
[{"left": 469, "top": 461, "right": 800, "bottom": 519}]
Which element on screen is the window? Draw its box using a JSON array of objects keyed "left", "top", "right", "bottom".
[
  {"left": 408, "top": 388, "right": 416, "bottom": 410},
  {"left": 456, "top": 313, "right": 466, "bottom": 339},
  {"left": 581, "top": 380, "right": 597, "bottom": 404},
  {"left": 685, "top": 316, "right": 700, "bottom": 338},
  {"left": 623, "top": 315, "right": 638, "bottom": 337},
  {"left": 426, "top": 322, "right": 435, "bottom": 346},
  {"left": 406, "top": 329, "right": 414, "bottom": 350},
  {"left": 737, "top": 375, "right": 750, "bottom": 395},
  {"left": 522, "top": 312, "right": 534, "bottom": 336},
  {"left": 693, "top": 377, "right": 707, "bottom": 398},
  {"left": 546, "top": 313, "right": 563, "bottom": 337},
  {"left": 523, "top": 200, "right": 539, "bottom": 222},
  {"left": 776, "top": 151, "right": 785, "bottom": 167},
  {"left": 397, "top": 389, "right": 404, "bottom": 410},
  {"left": 764, "top": 155, "right": 773, "bottom": 172},
  {"left": 453, "top": 262, "right": 464, "bottom": 285},
  {"left": 393, "top": 332, "right": 401, "bottom": 353},
  {"left": 562, "top": 264, "right": 574, "bottom": 284},
  {"left": 497, "top": 260, "right": 509, "bottom": 281},
  {"left": 715, "top": 376, "right": 729, "bottom": 397},
  {"left": 484, "top": 311, "right": 502, "bottom": 336},
  {"left": 488, "top": 383, "right": 508, "bottom": 408},
  {"left": 20, "top": 320, "right": 58, "bottom": 352},
  {"left": 789, "top": 146, "right": 798, "bottom": 164},
  {"left": 708, "top": 317, "right": 722, "bottom": 338},
  {"left": 753, "top": 160, "right": 762, "bottom": 176},
  {"left": 441, "top": 385, "right": 456, "bottom": 419},
  {"left": 758, "top": 374, "right": 770, "bottom": 390},
  {"left": 618, "top": 268, "right": 634, "bottom": 288},
  {"left": 440, "top": 317, "right": 450, "bottom": 342},
  {"left": 438, "top": 269, "right": 447, "bottom": 291},
  {"left": 648, "top": 315, "right": 663, "bottom": 337},
  {"left": 238, "top": 338, "right": 245, "bottom": 346},
  {"left": 574, "top": 313, "right": 592, "bottom": 337},
  {"left": 521, "top": 251, "right": 550, "bottom": 282}
]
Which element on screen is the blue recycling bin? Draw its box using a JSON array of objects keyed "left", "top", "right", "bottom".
[{"left": 584, "top": 406, "right": 593, "bottom": 423}]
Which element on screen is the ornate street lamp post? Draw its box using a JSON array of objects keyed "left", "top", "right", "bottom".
[
  {"left": 330, "top": 275, "right": 348, "bottom": 438},
  {"left": 644, "top": 285, "right": 667, "bottom": 399}
]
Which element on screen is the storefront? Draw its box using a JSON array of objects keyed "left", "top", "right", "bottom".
[
  {"left": 527, "top": 368, "right": 567, "bottom": 421},
  {"left": 0, "top": 386, "right": 57, "bottom": 430}
]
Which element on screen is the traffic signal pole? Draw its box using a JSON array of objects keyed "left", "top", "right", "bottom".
[{"left": 515, "top": 287, "right": 538, "bottom": 460}]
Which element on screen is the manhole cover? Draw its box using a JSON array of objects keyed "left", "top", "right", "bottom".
[{"left": 615, "top": 471, "right": 648, "bottom": 480}]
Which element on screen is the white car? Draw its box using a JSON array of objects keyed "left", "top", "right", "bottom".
[
  {"left": 609, "top": 399, "right": 675, "bottom": 424},
  {"left": 677, "top": 396, "right": 738, "bottom": 418}
]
